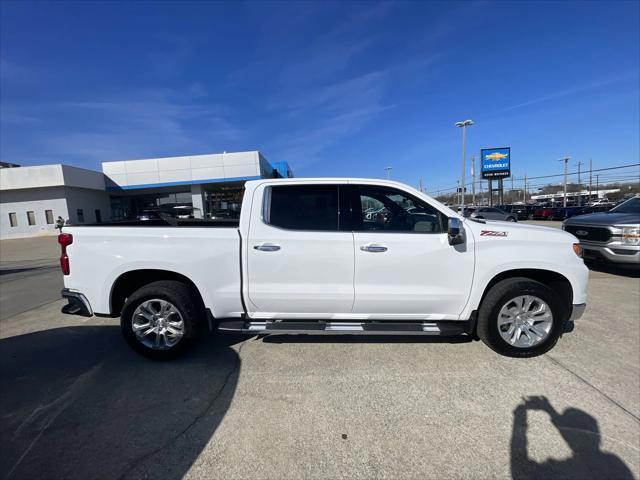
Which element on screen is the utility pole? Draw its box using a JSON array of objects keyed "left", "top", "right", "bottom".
[
  {"left": 470, "top": 156, "right": 476, "bottom": 206},
  {"left": 596, "top": 174, "right": 599, "bottom": 199},
  {"left": 511, "top": 175, "right": 514, "bottom": 194},
  {"left": 455, "top": 119, "right": 474, "bottom": 208},
  {"left": 589, "top": 159, "right": 593, "bottom": 203},
  {"left": 384, "top": 166, "right": 392, "bottom": 180},
  {"left": 523, "top": 174, "right": 527, "bottom": 203},
  {"left": 559, "top": 156, "right": 570, "bottom": 207},
  {"left": 576, "top": 161, "right": 583, "bottom": 206}
]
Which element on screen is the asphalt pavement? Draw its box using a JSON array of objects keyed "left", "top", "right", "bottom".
[
  {"left": 0, "top": 236, "right": 62, "bottom": 320},
  {"left": 0, "top": 229, "right": 638, "bottom": 480}
]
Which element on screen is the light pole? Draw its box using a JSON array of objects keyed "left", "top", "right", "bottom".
[
  {"left": 455, "top": 119, "right": 474, "bottom": 207},
  {"left": 470, "top": 155, "right": 476, "bottom": 206},
  {"left": 576, "top": 161, "right": 583, "bottom": 206},
  {"left": 559, "top": 156, "right": 570, "bottom": 207},
  {"left": 384, "top": 166, "right": 392, "bottom": 179}
]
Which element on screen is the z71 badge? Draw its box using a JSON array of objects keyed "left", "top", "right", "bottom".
[{"left": 480, "top": 230, "right": 508, "bottom": 237}]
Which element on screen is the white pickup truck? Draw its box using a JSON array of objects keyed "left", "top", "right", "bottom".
[{"left": 59, "top": 178, "right": 588, "bottom": 359}]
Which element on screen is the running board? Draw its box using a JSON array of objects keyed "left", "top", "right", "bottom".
[{"left": 217, "top": 320, "right": 469, "bottom": 336}]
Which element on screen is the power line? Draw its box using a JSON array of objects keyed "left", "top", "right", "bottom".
[{"left": 427, "top": 163, "right": 639, "bottom": 196}]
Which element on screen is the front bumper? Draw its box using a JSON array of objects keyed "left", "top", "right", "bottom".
[
  {"left": 569, "top": 303, "right": 586, "bottom": 322},
  {"left": 581, "top": 244, "right": 640, "bottom": 265},
  {"left": 563, "top": 303, "right": 586, "bottom": 334},
  {"left": 61, "top": 289, "right": 93, "bottom": 317}
]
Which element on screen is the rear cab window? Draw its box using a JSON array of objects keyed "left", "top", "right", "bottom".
[{"left": 263, "top": 184, "right": 341, "bottom": 231}]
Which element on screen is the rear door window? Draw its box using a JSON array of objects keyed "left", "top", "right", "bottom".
[{"left": 265, "top": 185, "right": 339, "bottom": 231}]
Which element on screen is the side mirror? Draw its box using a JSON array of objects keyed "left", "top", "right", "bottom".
[{"left": 448, "top": 217, "right": 465, "bottom": 246}]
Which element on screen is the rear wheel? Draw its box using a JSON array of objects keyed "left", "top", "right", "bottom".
[
  {"left": 477, "top": 277, "right": 567, "bottom": 357},
  {"left": 121, "top": 280, "right": 204, "bottom": 359}
]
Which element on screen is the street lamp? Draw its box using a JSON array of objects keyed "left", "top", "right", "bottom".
[
  {"left": 455, "top": 119, "right": 474, "bottom": 207},
  {"left": 558, "top": 156, "right": 570, "bottom": 207}
]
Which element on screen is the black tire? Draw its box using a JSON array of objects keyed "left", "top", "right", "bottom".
[
  {"left": 507, "top": 216, "right": 517, "bottom": 222},
  {"left": 477, "top": 277, "right": 568, "bottom": 358},
  {"left": 121, "top": 280, "right": 204, "bottom": 360}
]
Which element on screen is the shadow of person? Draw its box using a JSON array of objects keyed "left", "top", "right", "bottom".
[
  {"left": 0, "top": 325, "right": 243, "bottom": 480},
  {"left": 511, "top": 396, "right": 634, "bottom": 480}
]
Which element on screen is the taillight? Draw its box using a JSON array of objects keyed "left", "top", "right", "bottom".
[{"left": 58, "top": 233, "right": 73, "bottom": 275}]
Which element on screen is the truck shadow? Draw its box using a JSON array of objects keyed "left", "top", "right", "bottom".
[
  {"left": 585, "top": 262, "right": 640, "bottom": 278},
  {"left": 0, "top": 326, "right": 242, "bottom": 480},
  {"left": 510, "top": 396, "right": 634, "bottom": 480}
]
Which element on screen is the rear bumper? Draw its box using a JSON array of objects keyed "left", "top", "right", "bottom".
[{"left": 61, "top": 289, "right": 93, "bottom": 317}]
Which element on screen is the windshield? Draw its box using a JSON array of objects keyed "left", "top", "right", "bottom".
[{"left": 611, "top": 197, "right": 640, "bottom": 214}]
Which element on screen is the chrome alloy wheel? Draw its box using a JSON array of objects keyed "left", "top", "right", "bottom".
[
  {"left": 132, "top": 299, "right": 185, "bottom": 350},
  {"left": 497, "top": 295, "right": 553, "bottom": 348}
]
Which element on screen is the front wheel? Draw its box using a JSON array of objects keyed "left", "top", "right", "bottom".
[
  {"left": 121, "top": 280, "right": 204, "bottom": 359},
  {"left": 477, "top": 277, "right": 567, "bottom": 357},
  {"left": 507, "top": 216, "right": 517, "bottom": 222}
]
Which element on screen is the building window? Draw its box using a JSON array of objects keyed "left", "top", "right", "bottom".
[
  {"left": 27, "top": 211, "right": 36, "bottom": 226},
  {"left": 95, "top": 209, "right": 102, "bottom": 223},
  {"left": 45, "top": 210, "right": 54, "bottom": 224},
  {"left": 77, "top": 209, "right": 84, "bottom": 224},
  {"left": 9, "top": 212, "right": 17, "bottom": 227}
]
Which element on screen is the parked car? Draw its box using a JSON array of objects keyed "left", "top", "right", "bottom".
[
  {"left": 470, "top": 207, "right": 517, "bottom": 222},
  {"left": 208, "top": 209, "right": 240, "bottom": 220},
  {"left": 456, "top": 207, "right": 476, "bottom": 218},
  {"left": 507, "top": 205, "right": 529, "bottom": 220},
  {"left": 135, "top": 209, "right": 164, "bottom": 221},
  {"left": 563, "top": 195, "right": 640, "bottom": 268},
  {"left": 531, "top": 207, "right": 555, "bottom": 220},
  {"left": 59, "top": 178, "right": 587, "bottom": 359},
  {"left": 589, "top": 198, "right": 612, "bottom": 207},
  {"left": 550, "top": 207, "right": 583, "bottom": 221}
]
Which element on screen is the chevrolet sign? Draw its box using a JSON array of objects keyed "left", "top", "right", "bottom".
[{"left": 481, "top": 147, "right": 511, "bottom": 179}]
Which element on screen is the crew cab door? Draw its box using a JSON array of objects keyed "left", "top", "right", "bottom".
[
  {"left": 245, "top": 182, "right": 354, "bottom": 318},
  {"left": 349, "top": 184, "right": 474, "bottom": 320}
]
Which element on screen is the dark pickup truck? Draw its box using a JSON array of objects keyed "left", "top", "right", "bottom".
[{"left": 563, "top": 196, "right": 640, "bottom": 267}]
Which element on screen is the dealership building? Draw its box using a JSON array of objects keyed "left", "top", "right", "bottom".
[{"left": 0, "top": 151, "right": 292, "bottom": 239}]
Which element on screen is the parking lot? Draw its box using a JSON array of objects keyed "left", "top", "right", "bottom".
[{"left": 1, "top": 226, "right": 638, "bottom": 480}]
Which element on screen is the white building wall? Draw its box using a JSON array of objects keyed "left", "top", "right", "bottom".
[
  {"left": 0, "top": 186, "right": 69, "bottom": 239},
  {"left": 102, "top": 151, "right": 262, "bottom": 188},
  {"left": 0, "top": 165, "right": 65, "bottom": 190},
  {"left": 63, "top": 187, "right": 112, "bottom": 225}
]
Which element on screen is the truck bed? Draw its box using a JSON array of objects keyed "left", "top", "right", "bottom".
[{"left": 67, "top": 218, "right": 240, "bottom": 228}]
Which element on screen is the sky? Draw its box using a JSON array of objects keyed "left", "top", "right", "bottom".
[{"left": 1, "top": 0, "right": 638, "bottom": 193}]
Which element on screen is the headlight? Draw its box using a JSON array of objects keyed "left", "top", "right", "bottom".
[{"left": 622, "top": 226, "right": 640, "bottom": 245}]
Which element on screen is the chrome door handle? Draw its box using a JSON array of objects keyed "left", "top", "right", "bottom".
[
  {"left": 360, "top": 244, "right": 388, "bottom": 253},
  {"left": 254, "top": 243, "right": 281, "bottom": 252}
]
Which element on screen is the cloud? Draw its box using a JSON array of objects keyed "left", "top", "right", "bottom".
[
  {"left": 497, "top": 71, "right": 639, "bottom": 113},
  {"left": 272, "top": 104, "right": 395, "bottom": 167},
  {"left": 265, "top": 71, "right": 394, "bottom": 168},
  {"left": 1, "top": 87, "right": 241, "bottom": 165}
]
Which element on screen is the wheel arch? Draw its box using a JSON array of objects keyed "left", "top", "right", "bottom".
[
  {"left": 477, "top": 268, "right": 573, "bottom": 315},
  {"left": 110, "top": 269, "right": 205, "bottom": 316}
]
